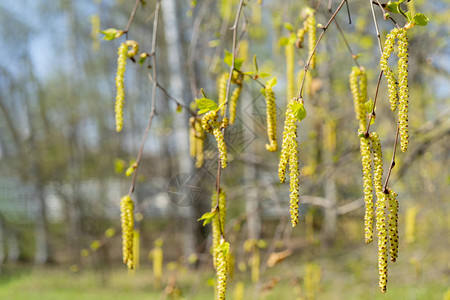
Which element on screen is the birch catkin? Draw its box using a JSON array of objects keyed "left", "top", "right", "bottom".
[
  {"left": 397, "top": 28, "right": 409, "bottom": 152},
  {"left": 218, "top": 73, "right": 228, "bottom": 116},
  {"left": 359, "top": 132, "right": 374, "bottom": 243},
  {"left": 265, "top": 85, "right": 278, "bottom": 152},
  {"left": 115, "top": 43, "right": 128, "bottom": 132},
  {"left": 387, "top": 188, "right": 399, "bottom": 262},
  {"left": 285, "top": 43, "right": 295, "bottom": 102},
  {"left": 380, "top": 28, "right": 399, "bottom": 111},
  {"left": 120, "top": 195, "right": 134, "bottom": 269},
  {"left": 216, "top": 239, "right": 229, "bottom": 300},
  {"left": 350, "top": 67, "right": 368, "bottom": 131}
]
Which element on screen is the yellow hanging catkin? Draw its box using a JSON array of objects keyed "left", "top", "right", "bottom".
[
  {"left": 120, "top": 195, "right": 134, "bottom": 269},
  {"left": 387, "top": 188, "right": 399, "bottom": 262},
  {"left": 350, "top": 67, "right": 368, "bottom": 131},
  {"left": 202, "top": 110, "right": 218, "bottom": 133},
  {"left": 397, "top": 28, "right": 409, "bottom": 152},
  {"left": 265, "top": 85, "right": 278, "bottom": 152},
  {"left": 359, "top": 132, "right": 374, "bottom": 244},
  {"left": 194, "top": 120, "right": 205, "bottom": 168},
  {"left": 216, "top": 239, "right": 229, "bottom": 300},
  {"left": 405, "top": 206, "right": 418, "bottom": 245},
  {"left": 189, "top": 117, "right": 197, "bottom": 158},
  {"left": 90, "top": 15, "right": 100, "bottom": 51},
  {"left": 151, "top": 238, "right": 163, "bottom": 289},
  {"left": 218, "top": 72, "right": 228, "bottom": 116},
  {"left": 370, "top": 132, "right": 388, "bottom": 293},
  {"left": 213, "top": 128, "right": 227, "bottom": 169},
  {"left": 278, "top": 99, "right": 297, "bottom": 183},
  {"left": 115, "top": 43, "right": 128, "bottom": 132},
  {"left": 279, "top": 98, "right": 301, "bottom": 226},
  {"left": 229, "top": 84, "right": 242, "bottom": 124},
  {"left": 380, "top": 28, "right": 399, "bottom": 111},
  {"left": 306, "top": 11, "right": 316, "bottom": 69},
  {"left": 211, "top": 189, "right": 226, "bottom": 268},
  {"left": 132, "top": 229, "right": 140, "bottom": 269},
  {"left": 285, "top": 43, "right": 295, "bottom": 102}
]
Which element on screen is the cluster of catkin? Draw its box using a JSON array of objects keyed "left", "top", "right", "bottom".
[
  {"left": 296, "top": 8, "right": 316, "bottom": 69},
  {"left": 189, "top": 117, "right": 206, "bottom": 168},
  {"left": 350, "top": 64, "right": 400, "bottom": 292},
  {"left": 115, "top": 40, "right": 139, "bottom": 132},
  {"left": 202, "top": 110, "right": 229, "bottom": 168},
  {"left": 358, "top": 132, "right": 400, "bottom": 293},
  {"left": 120, "top": 195, "right": 135, "bottom": 269},
  {"left": 278, "top": 98, "right": 301, "bottom": 227},
  {"left": 380, "top": 28, "right": 410, "bottom": 152}
]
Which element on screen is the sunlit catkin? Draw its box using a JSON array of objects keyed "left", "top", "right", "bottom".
[
  {"left": 285, "top": 43, "right": 295, "bottom": 102},
  {"left": 115, "top": 43, "right": 128, "bottom": 132},
  {"left": 370, "top": 132, "right": 384, "bottom": 194},
  {"left": 211, "top": 189, "right": 226, "bottom": 268},
  {"left": 359, "top": 132, "right": 374, "bottom": 243},
  {"left": 387, "top": 188, "right": 399, "bottom": 262},
  {"left": 376, "top": 191, "right": 388, "bottom": 293},
  {"left": 202, "top": 110, "right": 219, "bottom": 133},
  {"left": 278, "top": 99, "right": 297, "bottom": 183},
  {"left": 264, "top": 86, "right": 278, "bottom": 152},
  {"left": 229, "top": 84, "right": 242, "bottom": 124},
  {"left": 132, "top": 229, "right": 140, "bottom": 269},
  {"left": 380, "top": 28, "right": 399, "bottom": 111},
  {"left": 151, "top": 238, "right": 163, "bottom": 289},
  {"left": 216, "top": 239, "right": 229, "bottom": 300},
  {"left": 120, "top": 195, "right": 134, "bottom": 269},
  {"left": 279, "top": 98, "right": 301, "bottom": 226},
  {"left": 306, "top": 11, "right": 316, "bottom": 69},
  {"left": 350, "top": 67, "right": 368, "bottom": 131},
  {"left": 125, "top": 40, "right": 139, "bottom": 57},
  {"left": 213, "top": 128, "right": 227, "bottom": 168},
  {"left": 90, "top": 15, "right": 100, "bottom": 51},
  {"left": 397, "top": 28, "right": 409, "bottom": 152},
  {"left": 194, "top": 120, "right": 205, "bottom": 168},
  {"left": 218, "top": 72, "right": 228, "bottom": 116}
]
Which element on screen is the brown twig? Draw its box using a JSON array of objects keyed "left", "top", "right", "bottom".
[
  {"left": 383, "top": 122, "right": 400, "bottom": 192},
  {"left": 215, "top": 0, "right": 245, "bottom": 239},
  {"left": 128, "top": 1, "right": 161, "bottom": 196},
  {"left": 334, "top": 18, "right": 360, "bottom": 68},
  {"left": 124, "top": 0, "right": 141, "bottom": 38},
  {"left": 297, "top": 0, "right": 348, "bottom": 99}
]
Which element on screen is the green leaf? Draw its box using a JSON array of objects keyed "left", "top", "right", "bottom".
[
  {"left": 196, "top": 98, "right": 218, "bottom": 114},
  {"left": 224, "top": 50, "right": 244, "bottom": 70},
  {"left": 385, "top": 2, "right": 400, "bottom": 14},
  {"left": 253, "top": 54, "right": 259, "bottom": 73},
  {"left": 258, "top": 72, "right": 271, "bottom": 78},
  {"left": 260, "top": 88, "right": 266, "bottom": 97},
  {"left": 405, "top": 11, "right": 413, "bottom": 22},
  {"left": 244, "top": 71, "right": 256, "bottom": 75},
  {"left": 100, "top": 28, "right": 123, "bottom": 41},
  {"left": 291, "top": 102, "right": 307, "bottom": 122},
  {"left": 413, "top": 13, "right": 429, "bottom": 26},
  {"left": 265, "top": 77, "right": 277, "bottom": 89},
  {"left": 284, "top": 22, "right": 294, "bottom": 32},
  {"left": 197, "top": 211, "right": 217, "bottom": 226}
]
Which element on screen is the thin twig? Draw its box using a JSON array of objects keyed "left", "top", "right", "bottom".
[
  {"left": 297, "top": 0, "right": 348, "bottom": 99},
  {"left": 215, "top": 0, "right": 245, "bottom": 239},
  {"left": 383, "top": 122, "right": 400, "bottom": 192},
  {"left": 124, "top": 0, "right": 141, "bottom": 38},
  {"left": 128, "top": 1, "right": 161, "bottom": 196},
  {"left": 365, "top": 70, "right": 383, "bottom": 135},
  {"left": 334, "top": 18, "right": 360, "bottom": 67},
  {"left": 369, "top": 0, "right": 384, "bottom": 56}
]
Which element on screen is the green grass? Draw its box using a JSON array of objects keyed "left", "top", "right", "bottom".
[{"left": 0, "top": 263, "right": 447, "bottom": 300}]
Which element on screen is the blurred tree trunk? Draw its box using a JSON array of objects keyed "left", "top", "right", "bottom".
[{"left": 161, "top": 0, "right": 197, "bottom": 259}]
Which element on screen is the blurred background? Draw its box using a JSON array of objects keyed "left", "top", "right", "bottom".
[{"left": 0, "top": 0, "right": 448, "bottom": 299}]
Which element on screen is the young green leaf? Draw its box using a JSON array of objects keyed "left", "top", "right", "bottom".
[
  {"left": 253, "top": 54, "right": 259, "bottom": 73},
  {"left": 196, "top": 98, "right": 217, "bottom": 114},
  {"left": 100, "top": 28, "right": 123, "bottom": 40},
  {"left": 265, "top": 77, "right": 277, "bottom": 89},
  {"left": 291, "top": 102, "right": 307, "bottom": 122},
  {"left": 224, "top": 50, "right": 244, "bottom": 70},
  {"left": 386, "top": 2, "right": 401, "bottom": 14},
  {"left": 197, "top": 210, "right": 217, "bottom": 226},
  {"left": 365, "top": 99, "right": 374, "bottom": 113},
  {"left": 284, "top": 22, "right": 294, "bottom": 32},
  {"left": 413, "top": 13, "right": 429, "bottom": 26}
]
